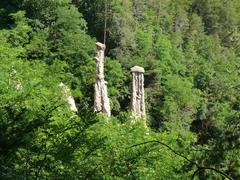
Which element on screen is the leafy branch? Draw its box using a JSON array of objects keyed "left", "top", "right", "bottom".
[{"left": 129, "top": 140, "right": 233, "bottom": 180}]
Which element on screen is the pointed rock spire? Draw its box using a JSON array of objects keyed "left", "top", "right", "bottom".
[
  {"left": 94, "top": 42, "right": 111, "bottom": 117},
  {"left": 131, "top": 66, "right": 145, "bottom": 119}
]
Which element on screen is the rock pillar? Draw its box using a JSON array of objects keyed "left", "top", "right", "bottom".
[
  {"left": 131, "top": 66, "right": 145, "bottom": 119},
  {"left": 59, "top": 82, "right": 78, "bottom": 112},
  {"left": 94, "top": 42, "right": 111, "bottom": 117}
]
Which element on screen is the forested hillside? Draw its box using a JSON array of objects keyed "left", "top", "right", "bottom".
[{"left": 1, "top": 0, "right": 240, "bottom": 179}]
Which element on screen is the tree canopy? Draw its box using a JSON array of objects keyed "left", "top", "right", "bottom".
[{"left": 0, "top": 0, "right": 240, "bottom": 179}]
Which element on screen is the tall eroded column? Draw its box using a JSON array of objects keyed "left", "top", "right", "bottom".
[
  {"left": 94, "top": 42, "right": 111, "bottom": 117},
  {"left": 131, "top": 66, "right": 145, "bottom": 119}
]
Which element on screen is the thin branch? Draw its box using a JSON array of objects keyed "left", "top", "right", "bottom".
[
  {"left": 129, "top": 140, "right": 233, "bottom": 180},
  {"left": 103, "top": 0, "right": 107, "bottom": 45},
  {"left": 129, "top": 140, "right": 199, "bottom": 167},
  {"left": 191, "top": 167, "right": 233, "bottom": 180}
]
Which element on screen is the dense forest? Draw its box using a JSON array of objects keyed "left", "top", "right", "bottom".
[{"left": 1, "top": 0, "right": 240, "bottom": 179}]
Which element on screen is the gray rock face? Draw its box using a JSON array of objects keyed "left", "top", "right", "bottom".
[
  {"left": 131, "top": 66, "right": 145, "bottom": 119},
  {"left": 94, "top": 42, "right": 111, "bottom": 117}
]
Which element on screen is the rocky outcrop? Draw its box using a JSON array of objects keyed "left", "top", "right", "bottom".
[
  {"left": 131, "top": 66, "right": 145, "bottom": 119},
  {"left": 59, "top": 82, "right": 78, "bottom": 112},
  {"left": 93, "top": 42, "right": 111, "bottom": 117}
]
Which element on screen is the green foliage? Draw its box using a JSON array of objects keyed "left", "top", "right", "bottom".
[
  {"left": 136, "top": 30, "right": 153, "bottom": 57},
  {"left": 1, "top": 0, "right": 240, "bottom": 179},
  {"left": 161, "top": 75, "right": 200, "bottom": 132},
  {"left": 105, "top": 57, "right": 126, "bottom": 114}
]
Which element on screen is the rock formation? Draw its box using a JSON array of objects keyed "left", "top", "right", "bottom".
[
  {"left": 131, "top": 66, "right": 145, "bottom": 119},
  {"left": 59, "top": 82, "right": 78, "bottom": 112},
  {"left": 93, "top": 42, "right": 111, "bottom": 117}
]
